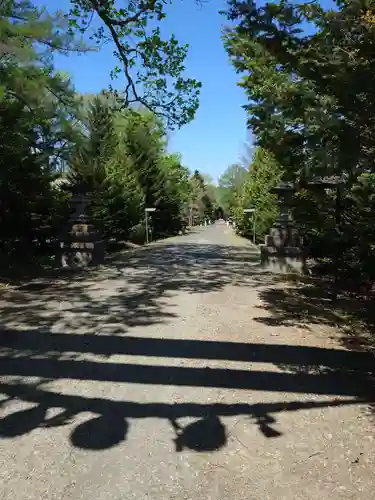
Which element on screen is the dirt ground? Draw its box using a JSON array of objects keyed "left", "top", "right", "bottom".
[{"left": 0, "top": 222, "right": 373, "bottom": 500}]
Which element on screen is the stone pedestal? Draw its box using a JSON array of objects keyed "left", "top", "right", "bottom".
[
  {"left": 260, "top": 183, "right": 305, "bottom": 273},
  {"left": 59, "top": 193, "right": 105, "bottom": 269}
]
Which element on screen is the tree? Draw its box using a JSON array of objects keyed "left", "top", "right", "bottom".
[
  {"left": 223, "top": 0, "right": 375, "bottom": 284},
  {"left": 65, "top": 94, "right": 198, "bottom": 241},
  {"left": 159, "top": 153, "right": 192, "bottom": 231},
  {"left": 68, "top": 0, "right": 203, "bottom": 128},
  {"left": 69, "top": 95, "right": 116, "bottom": 191},
  {"left": 233, "top": 148, "right": 282, "bottom": 240},
  {"left": 96, "top": 137, "right": 145, "bottom": 241},
  {"left": 0, "top": 0, "right": 84, "bottom": 263},
  {"left": 0, "top": 0, "right": 206, "bottom": 267},
  {"left": 189, "top": 170, "right": 215, "bottom": 222},
  {"left": 217, "top": 163, "right": 247, "bottom": 215},
  {"left": 1, "top": 1, "right": 86, "bottom": 160}
]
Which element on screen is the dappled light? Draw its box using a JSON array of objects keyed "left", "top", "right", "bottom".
[
  {"left": 0, "top": 241, "right": 264, "bottom": 335},
  {"left": 1, "top": 226, "right": 374, "bottom": 500},
  {"left": 4, "top": 0, "right": 375, "bottom": 497}
]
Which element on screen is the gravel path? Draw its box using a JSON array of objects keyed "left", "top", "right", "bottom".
[{"left": 0, "top": 221, "right": 374, "bottom": 500}]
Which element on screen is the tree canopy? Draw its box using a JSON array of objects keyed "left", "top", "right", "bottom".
[
  {"left": 223, "top": 0, "right": 375, "bottom": 285},
  {"left": 0, "top": 0, "right": 214, "bottom": 268},
  {"left": 68, "top": 0, "right": 203, "bottom": 129},
  {"left": 218, "top": 148, "right": 282, "bottom": 240}
]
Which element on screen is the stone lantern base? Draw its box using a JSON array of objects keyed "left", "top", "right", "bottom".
[
  {"left": 60, "top": 223, "right": 105, "bottom": 268},
  {"left": 260, "top": 183, "right": 306, "bottom": 273},
  {"left": 260, "top": 215, "right": 305, "bottom": 273},
  {"left": 260, "top": 244, "right": 305, "bottom": 273},
  {"left": 58, "top": 191, "right": 105, "bottom": 269}
]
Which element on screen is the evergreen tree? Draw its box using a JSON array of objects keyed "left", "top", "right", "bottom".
[
  {"left": 69, "top": 96, "right": 115, "bottom": 191},
  {"left": 217, "top": 164, "right": 247, "bottom": 215},
  {"left": 223, "top": 0, "right": 375, "bottom": 284},
  {"left": 233, "top": 148, "right": 282, "bottom": 240},
  {"left": 0, "top": 0, "right": 82, "bottom": 263}
]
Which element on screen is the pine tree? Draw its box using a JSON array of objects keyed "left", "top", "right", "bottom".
[
  {"left": 0, "top": 0, "right": 82, "bottom": 262},
  {"left": 234, "top": 148, "right": 282, "bottom": 240},
  {"left": 223, "top": 0, "right": 375, "bottom": 283},
  {"left": 69, "top": 96, "right": 115, "bottom": 191}
]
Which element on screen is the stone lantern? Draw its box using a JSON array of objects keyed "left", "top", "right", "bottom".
[
  {"left": 57, "top": 182, "right": 104, "bottom": 269},
  {"left": 260, "top": 181, "right": 305, "bottom": 273}
]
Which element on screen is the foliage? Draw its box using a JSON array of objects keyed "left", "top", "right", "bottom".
[
  {"left": 68, "top": 0, "right": 203, "bottom": 129},
  {"left": 0, "top": 0, "right": 82, "bottom": 263},
  {"left": 223, "top": 0, "right": 375, "bottom": 285},
  {"left": 217, "top": 163, "right": 247, "bottom": 215},
  {"left": 218, "top": 148, "right": 282, "bottom": 241},
  {"left": 69, "top": 94, "right": 115, "bottom": 191},
  {"left": 189, "top": 170, "right": 216, "bottom": 223},
  {"left": 66, "top": 92, "right": 202, "bottom": 241},
  {"left": 0, "top": 0, "right": 206, "bottom": 267},
  {"left": 232, "top": 148, "right": 282, "bottom": 240}
]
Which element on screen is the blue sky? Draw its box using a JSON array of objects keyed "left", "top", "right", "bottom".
[{"left": 36, "top": 0, "right": 249, "bottom": 182}]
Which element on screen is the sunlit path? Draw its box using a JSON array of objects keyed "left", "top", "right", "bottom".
[{"left": 0, "top": 223, "right": 373, "bottom": 500}]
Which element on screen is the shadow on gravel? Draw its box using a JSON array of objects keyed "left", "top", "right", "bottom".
[
  {"left": 0, "top": 243, "right": 264, "bottom": 335},
  {"left": 254, "top": 279, "right": 375, "bottom": 419},
  {"left": 0, "top": 329, "right": 373, "bottom": 451},
  {"left": 0, "top": 241, "right": 374, "bottom": 452},
  {"left": 254, "top": 279, "right": 375, "bottom": 354}
]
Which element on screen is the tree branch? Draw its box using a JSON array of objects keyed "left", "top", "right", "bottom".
[
  {"left": 108, "top": 1, "right": 158, "bottom": 26},
  {"left": 90, "top": 4, "right": 162, "bottom": 115},
  {"left": 88, "top": 0, "right": 160, "bottom": 27},
  {"left": 71, "top": 0, "right": 202, "bottom": 127},
  {"left": 21, "top": 34, "right": 95, "bottom": 54}
]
